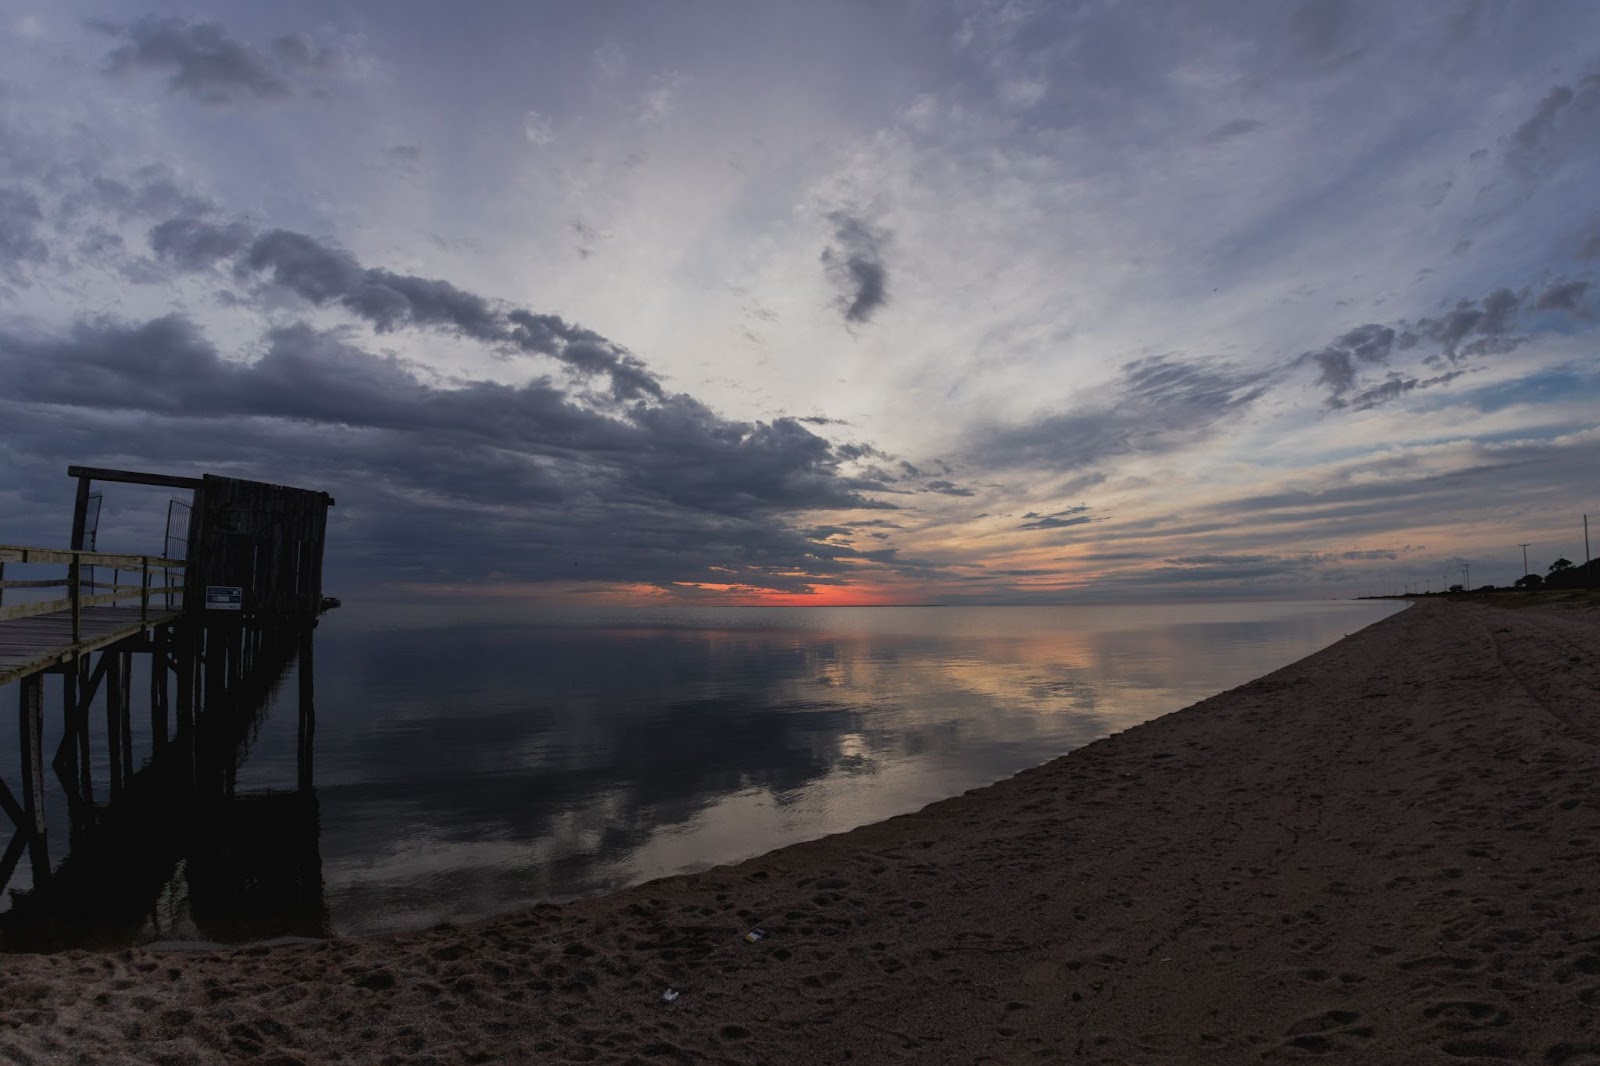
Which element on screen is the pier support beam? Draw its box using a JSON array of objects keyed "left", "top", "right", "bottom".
[
  {"left": 19, "top": 674, "right": 49, "bottom": 885},
  {"left": 106, "top": 652, "right": 124, "bottom": 802},
  {"left": 297, "top": 626, "right": 315, "bottom": 794}
]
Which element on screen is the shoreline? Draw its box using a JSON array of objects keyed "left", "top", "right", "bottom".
[{"left": 2, "top": 598, "right": 1597, "bottom": 1063}]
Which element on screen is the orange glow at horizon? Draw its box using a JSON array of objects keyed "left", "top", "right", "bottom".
[
  {"left": 382, "top": 577, "right": 917, "bottom": 607},
  {"left": 668, "top": 580, "right": 912, "bottom": 607}
]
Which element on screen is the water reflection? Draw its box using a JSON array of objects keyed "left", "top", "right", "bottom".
[
  {"left": 0, "top": 600, "right": 1401, "bottom": 946},
  {"left": 248, "top": 601, "right": 1398, "bottom": 938},
  {"left": 0, "top": 622, "right": 326, "bottom": 951}
]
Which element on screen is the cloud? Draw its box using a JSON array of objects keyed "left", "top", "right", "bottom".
[
  {"left": 973, "top": 356, "right": 1270, "bottom": 471},
  {"left": 1298, "top": 284, "right": 1593, "bottom": 409},
  {"left": 522, "top": 110, "right": 554, "bottom": 146},
  {"left": 0, "top": 187, "right": 48, "bottom": 278},
  {"left": 1535, "top": 280, "right": 1590, "bottom": 314},
  {"left": 639, "top": 72, "right": 685, "bottom": 123},
  {"left": 820, "top": 210, "right": 890, "bottom": 324},
  {"left": 1504, "top": 73, "right": 1600, "bottom": 173},
  {"left": 146, "top": 218, "right": 665, "bottom": 399},
  {"left": 1344, "top": 369, "right": 1466, "bottom": 411},
  {"left": 148, "top": 216, "right": 254, "bottom": 270},
  {"left": 1302, "top": 323, "right": 1397, "bottom": 401},
  {"left": 0, "top": 314, "right": 910, "bottom": 594},
  {"left": 1512, "top": 85, "right": 1576, "bottom": 154},
  {"left": 100, "top": 16, "right": 342, "bottom": 106},
  {"left": 1018, "top": 505, "right": 1096, "bottom": 531},
  {"left": 1205, "top": 118, "right": 1263, "bottom": 143}
]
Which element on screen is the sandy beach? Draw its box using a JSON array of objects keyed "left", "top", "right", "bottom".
[{"left": 2, "top": 596, "right": 1597, "bottom": 1064}]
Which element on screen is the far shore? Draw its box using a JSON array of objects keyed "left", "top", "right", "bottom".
[{"left": 2, "top": 597, "right": 1597, "bottom": 1064}]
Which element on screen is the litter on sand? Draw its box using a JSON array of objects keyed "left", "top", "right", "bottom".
[
  {"left": 661, "top": 988, "right": 680, "bottom": 1003},
  {"left": 742, "top": 928, "right": 766, "bottom": 943}
]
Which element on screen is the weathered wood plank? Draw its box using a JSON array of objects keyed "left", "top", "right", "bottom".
[
  {"left": 0, "top": 607, "right": 183, "bottom": 688},
  {"left": 0, "top": 545, "right": 186, "bottom": 570},
  {"left": 65, "top": 465, "right": 205, "bottom": 491}
]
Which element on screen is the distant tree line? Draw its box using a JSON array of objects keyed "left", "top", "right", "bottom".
[{"left": 1511, "top": 557, "right": 1596, "bottom": 590}]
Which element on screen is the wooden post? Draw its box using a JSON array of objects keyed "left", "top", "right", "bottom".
[
  {"left": 74, "top": 657, "right": 93, "bottom": 810},
  {"left": 151, "top": 628, "right": 169, "bottom": 750},
  {"left": 20, "top": 673, "right": 49, "bottom": 886},
  {"left": 69, "top": 554, "right": 81, "bottom": 646},
  {"left": 106, "top": 651, "right": 124, "bottom": 802},
  {"left": 69, "top": 474, "right": 92, "bottom": 551},
  {"left": 175, "top": 626, "right": 196, "bottom": 795},
  {"left": 297, "top": 625, "right": 315, "bottom": 794},
  {"left": 119, "top": 649, "right": 134, "bottom": 783},
  {"left": 69, "top": 472, "right": 91, "bottom": 647},
  {"left": 141, "top": 557, "right": 150, "bottom": 623}
]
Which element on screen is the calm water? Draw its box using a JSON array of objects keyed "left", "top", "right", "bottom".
[{"left": 0, "top": 600, "right": 1402, "bottom": 947}]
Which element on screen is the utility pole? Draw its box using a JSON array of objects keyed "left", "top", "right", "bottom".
[
  {"left": 1518, "top": 543, "right": 1530, "bottom": 579},
  {"left": 1586, "top": 515, "right": 1592, "bottom": 589},
  {"left": 1462, "top": 563, "right": 1471, "bottom": 589}
]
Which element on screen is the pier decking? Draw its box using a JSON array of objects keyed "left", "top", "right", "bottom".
[{"left": 0, "top": 606, "right": 183, "bottom": 689}]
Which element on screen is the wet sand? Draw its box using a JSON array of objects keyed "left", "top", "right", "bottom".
[{"left": 2, "top": 598, "right": 1598, "bottom": 1064}]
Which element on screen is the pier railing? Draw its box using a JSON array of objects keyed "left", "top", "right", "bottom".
[{"left": 0, "top": 545, "right": 187, "bottom": 640}]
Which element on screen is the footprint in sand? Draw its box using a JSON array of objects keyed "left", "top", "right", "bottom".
[
  {"left": 1421, "top": 1000, "right": 1512, "bottom": 1032},
  {"left": 1260, "top": 1009, "right": 1373, "bottom": 1059}
]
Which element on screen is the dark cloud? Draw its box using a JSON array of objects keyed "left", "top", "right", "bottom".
[
  {"left": 1018, "top": 514, "right": 1095, "bottom": 531},
  {"left": 1205, "top": 118, "right": 1263, "bottom": 143},
  {"left": 1412, "top": 288, "right": 1523, "bottom": 359},
  {"left": 1279, "top": 0, "right": 1365, "bottom": 73},
  {"left": 1513, "top": 85, "right": 1575, "bottom": 153},
  {"left": 923, "top": 480, "right": 975, "bottom": 497},
  {"left": 80, "top": 172, "right": 210, "bottom": 222},
  {"left": 1345, "top": 369, "right": 1466, "bottom": 411},
  {"left": 146, "top": 218, "right": 665, "bottom": 400},
  {"left": 0, "top": 313, "right": 910, "bottom": 595},
  {"left": 1299, "top": 284, "right": 1592, "bottom": 409},
  {"left": 820, "top": 210, "right": 890, "bottom": 324},
  {"left": 1302, "top": 323, "right": 1397, "bottom": 401},
  {"left": 149, "top": 217, "right": 254, "bottom": 270},
  {"left": 100, "top": 16, "right": 342, "bottom": 106},
  {"left": 0, "top": 187, "right": 48, "bottom": 277},
  {"left": 241, "top": 229, "right": 364, "bottom": 303},
  {"left": 1504, "top": 73, "right": 1600, "bottom": 171},
  {"left": 1535, "top": 280, "right": 1590, "bottom": 314},
  {"left": 973, "top": 355, "right": 1269, "bottom": 471},
  {"left": 1018, "top": 505, "right": 1094, "bottom": 531}
]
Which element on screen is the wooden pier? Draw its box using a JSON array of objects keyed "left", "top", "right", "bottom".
[{"left": 0, "top": 466, "right": 335, "bottom": 945}]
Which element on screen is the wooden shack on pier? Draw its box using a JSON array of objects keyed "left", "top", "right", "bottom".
[
  {"left": 0, "top": 465, "right": 335, "bottom": 932},
  {"left": 61, "top": 465, "right": 335, "bottom": 621}
]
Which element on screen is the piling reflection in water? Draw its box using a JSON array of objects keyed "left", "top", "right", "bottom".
[{"left": 0, "top": 621, "right": 326, "bottom": 951}]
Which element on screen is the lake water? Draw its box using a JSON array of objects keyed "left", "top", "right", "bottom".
[{"left": 0, "top": 600, "right": 1402, "bottom": 948}]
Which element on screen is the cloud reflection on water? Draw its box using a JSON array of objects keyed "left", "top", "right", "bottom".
[{"left": 234, "top": 601, "right": 1401, "bottom": 936}]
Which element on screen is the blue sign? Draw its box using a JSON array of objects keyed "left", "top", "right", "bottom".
[{"left": 205, "top": 586, "right": 243, "bottom": 611}]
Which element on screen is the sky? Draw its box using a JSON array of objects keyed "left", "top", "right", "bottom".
[{"left": 1, "top": 0, "right": 1597, "bottom": 605}]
